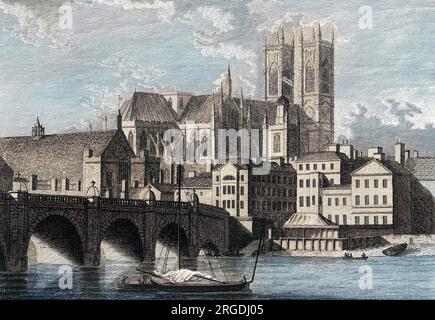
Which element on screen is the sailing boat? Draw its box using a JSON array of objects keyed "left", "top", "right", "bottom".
[{"left": 149, "top": 164, "right": 264, "bottom": 293}]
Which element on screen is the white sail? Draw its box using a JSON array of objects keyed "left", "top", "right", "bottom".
[{"left": 154, "top": 269, "right": 219, "bottom": 283}]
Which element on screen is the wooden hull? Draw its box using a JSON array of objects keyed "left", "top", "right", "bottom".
[
  {"left": 150, "top": 276, "right": 250, "bottom": 293},
  {"left": 342, "top": 256, "right": 368, "bottom": 261},
  {"left": 117, "top": 274, "right": 157, "bottom": 291},
  {"left": 382, "top": 243, "right": 408, "bottom": 256}
]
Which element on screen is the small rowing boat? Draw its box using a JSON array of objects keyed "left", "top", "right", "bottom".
[{"left": 382, "top": 243, "right": 407, "bottom": 256}]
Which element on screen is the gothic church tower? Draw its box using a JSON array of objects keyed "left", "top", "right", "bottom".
[{"left": 265, "top": 23, "right": 335, "bottom": 153}]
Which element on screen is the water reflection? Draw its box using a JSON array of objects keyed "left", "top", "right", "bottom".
[{"left": 1, "top": 255, "right": 435, "bottom": 299}]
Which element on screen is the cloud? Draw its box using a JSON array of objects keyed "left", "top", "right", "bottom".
[
  {"left": 69, "top": 57, "right": 170, "bottom": 132},
  {"left": 0, "top": 0, "right": 73, "bottom": 48},
  {"left": 88, "top": 0, "right": 175, "bottom": 21},
  {"left": 340, "top": 98, "right": 435, "bottom": 156},
  {"left": 0, "top": 0, "right": 175, "bottom": 48}
]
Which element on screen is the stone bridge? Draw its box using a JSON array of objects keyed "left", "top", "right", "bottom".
[{"left": 0, "top": 191, "right": 229, "bottom": 272}]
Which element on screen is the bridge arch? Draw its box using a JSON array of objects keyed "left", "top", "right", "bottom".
[
  {"left": 100, "top": 218, "right": 144, "bottom": 262},
  {"left": 27, "top": 214, "right": 85, "bottom": 265}
]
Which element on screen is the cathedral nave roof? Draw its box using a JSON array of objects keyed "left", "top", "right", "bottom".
[{"left": 121, "top": 92, "right": 178, "bottom": 124}]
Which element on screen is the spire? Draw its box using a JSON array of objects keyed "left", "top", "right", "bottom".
[
  {"left": 281, "top": 25, "right": 285, "bottom": 44},
  {"left": 32, "top": 114, "right": 45, "bottom": 141},
  {"left": 264, "top": 30, "right": 267, "bottom": 49},
  {"left": 220, "top": 81, "right": 224, "bottom": 102},
  {"left": 104, "top": 113, "right": 108, "bottom": 131},
  {"left": 211, "top": 92, "right": 216, "bottom": 121},
  {"left": 117, "top": 109, "right": 122, "bottom": 130},
  {"left": 276, "top": 30, "right": 280, "bottom": 44},
  {"left": 315, "top": 22, "right": 322, "bottom": 42},
  {"left": 227, "top": 64, "right": 232, "bottom": 97},
  {"left": 240, "top": 87, "right": 244, "bottom": 127},
  {"left": 299, "top": 26, "right": 304, "bottom": 45},
  {"left": 263, "top": 109, "right": 269, "bottom": 128}
]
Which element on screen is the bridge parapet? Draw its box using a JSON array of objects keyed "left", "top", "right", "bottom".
[{"left": 198, "top": 203, "right": 230, "bottom": 219}]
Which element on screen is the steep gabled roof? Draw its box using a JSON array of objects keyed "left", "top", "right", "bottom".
[
  {"left": 178, "top": 95, "right": 277, "bottom": 126},
  {"left": 233, "top": 98, "right": 276, "bottom": 126},
  {"left": 0, "top": 130, "right": 118, "bottom": 179},
  {"left": 178, "top": 95, "right": 215, "bottom": 123},
  {"left": 121, "top": 92, "right": 178, "bottom": 124},
  {"left": 406, "top": 157, "right": 435, "bottom": 181}
]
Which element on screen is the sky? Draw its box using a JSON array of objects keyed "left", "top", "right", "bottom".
[{"left": 0, "top": 0, "right": 434, "bottom": 155}]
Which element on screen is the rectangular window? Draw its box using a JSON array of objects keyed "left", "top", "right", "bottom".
[
  {"left": 232, "top": 200, "right": 235, "bottom": 208},
  {"left": 306, "top": 179, "right": 310, "bottom": 188},
  {"left": 240, "top": 175, "right": 244, "bottom": 182},
  {"left": 312, "top": 179, "right": 316, "bottom": 188},
  {"left": 216, "top": 187, "right": 219, "bottom": 197},
  {"left": 216, "top": 175, "right": 220, "bottom": 182},
  {"left": 322, "top": 163, "right": 326, "bottom": 170},
  {"left": 335, "top": 215, "right": 339, "bottom": 224},
  {"left": 365, "top": 179, "right": 369, "bottom": 188},
  {"left": 355, "top": 195, "right": 360, "bottom": 205},
  {"left": 383, "top": 195, "right": 388, "bottom": 205},
  {"left": 343, "top": 198, "right": 347, "bottom": 206},
  {"left": 306, "top": 164, "right": 310, "bottom": 170},
  {"left": 240, "top": 201, "right": 244, "bottom": 209},
  {"left": 355, "top": 216, "right": 360, "bottom": 225},
  {"left": 383, "top": 216, "right": 388, "bottom": 225},
  {"left": 374, "top": 195, "right": 379, "bottom": 205},
  {"left": 330, "top": 163, "right": 335, "bottom": 170},
  {"left": 312, "top": 196, "right": 316, "bottom": 206},
  {"left": 356, "top": 179, "right": 360, "bottom": 188},
  {"left": 223, "top": 186, "right": 226, "bottom": 195},
  {"left": 365, "top": 195, "right": 369, "bottom": 205},
  {"left": 299, "top": 164, "right": 303, "bottom": 171},
  {"left": 364, "top": 216, "right": 369, "bottom": 225},
  {"left": 306, "top": 196, "right": 310, "bottom": 207},
  {"left": 299, "top": 196, "right": 304, "bottom": 207},
  {"left": 343, "top": 215, "right": 347, "bottom": 225},
  {"left": 240, "top": 186, "right": 244, "bottom": 195},
  {"left": 374, "top": 179, "right": 379, "bottom": 188},
  {"left": 328, "top": 198, "right": 332, "bottom": 206},
  {"left": 314, "top": 164, "right": 318, "bottom": 170},
  {"left": 223, "top": 201, "right": 226, "bottom": 209},
  {"left": 216, "top": 200, "right": 219, "bottom": 207},
  {"left": 231, "top": 186, "right": 235, "bottom": 194},
  {"left": 374, "top": 216, "right": 379, "bottom": 225},
  {"left": 299, "top": 179, "right": 304, "bottom": 188},
  {"left": 335, "top": 198, "right": 339, "bottom": 206},
  {"left": 330, "top": 178, "right": 335, "bottom": 185},
  {"left": 383, "top": 179, "right": 388, "bottom": 188}
]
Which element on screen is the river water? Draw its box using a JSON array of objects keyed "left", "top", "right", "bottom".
[{"left": 1, "top": 252, "right": 435, "bottom": 300}]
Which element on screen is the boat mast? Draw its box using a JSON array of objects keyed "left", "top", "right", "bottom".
[
  {"left": 177, "top": 163, "right": 181, "bottom": 271},
  {"left": 249, "top": 223, "right": 265, "bottom": 283}
]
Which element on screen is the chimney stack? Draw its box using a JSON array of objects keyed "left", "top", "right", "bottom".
[{"left": 395, "top": 139, "right": 405, "bottom": 165}]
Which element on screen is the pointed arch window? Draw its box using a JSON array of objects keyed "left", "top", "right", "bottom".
[
  {"left": 321, "top": 59, "right": 330, "bottom": 94},
  {"left": 305, "top": 65, "right": 315, "bottom": 93},
  {"left": 139, "top": 131, "right": 146, "bottom": 150},
  {"left": 273, "top": 133, "right": 281, "bottom": 153},
  {"left": 127, "top": 131, "right": 133, "bottom": 148},
  {"left": 269, "top": 64, "right": 279, "bottom": 96}
]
